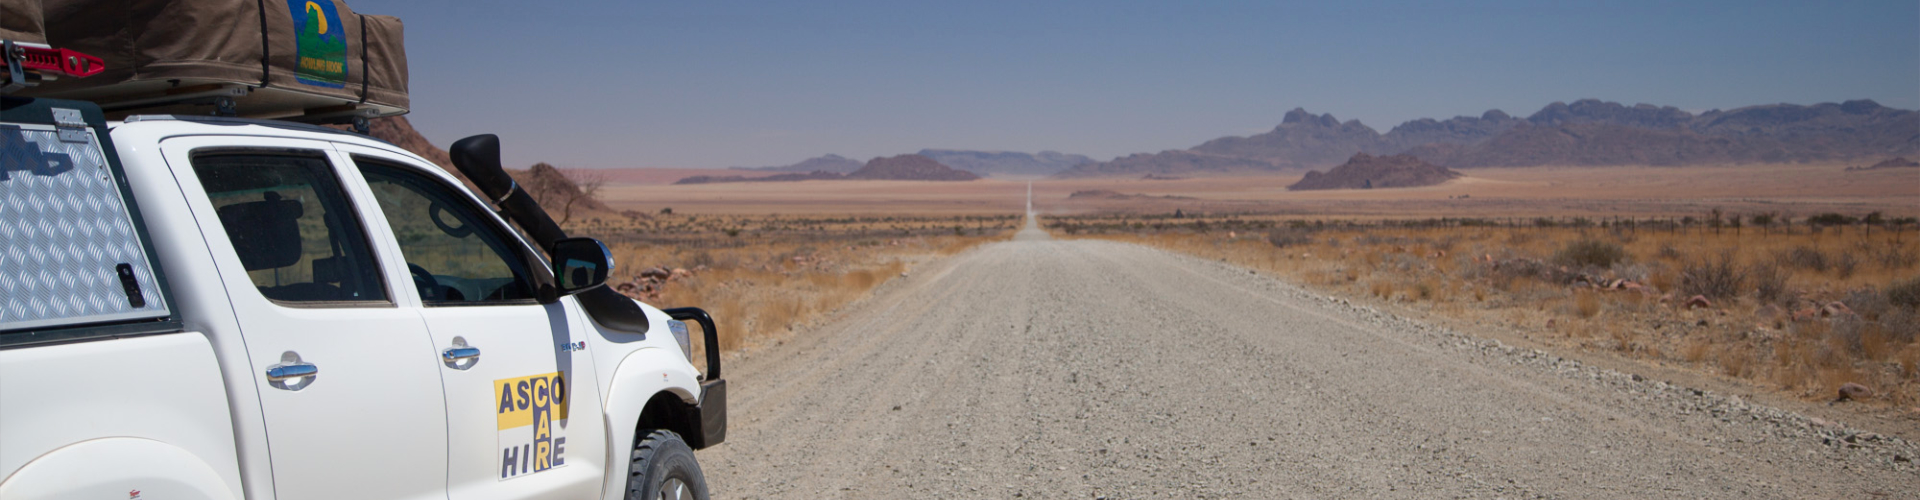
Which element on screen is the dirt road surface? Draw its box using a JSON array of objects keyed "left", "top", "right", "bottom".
[{"left": 701, "top": 219, "right": 1918, "bottom": 498}]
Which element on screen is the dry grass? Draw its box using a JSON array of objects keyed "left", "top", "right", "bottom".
[
  {"left": 1574, "top": 290, "right": 1602, "bottom": 319},
  {"left": 563, "top": 213, "right": 1006, "bottom": 365},
  {"left": 1065, "top": 214, "right": 1920, "bottom": 407}
]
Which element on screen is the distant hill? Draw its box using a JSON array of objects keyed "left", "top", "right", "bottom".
[
  {"left": 674, "top": 170, "right": 845, "bottom": 185},
  {"left": 1053, "top": 149, "right": 1289, "bottom": 178},
  {"left": 1056, "top": 99, "right": 1920, "bottom": 177},
  {"left": 1288, "top": 153, "right": 1461, "bottom": 191},
  {"left": 915, "top": 149, "right": 1092, "bottom": 177},
  {"left": 1846, "top": 157, "right": 1919, "bottom": 171},
  {"left": 674, "top": 154, "right": 979, "bottom": 183},
  {"left": 734, "top": 154, "right": 864, "bottom": 173},
  {"left": 1066, "top": 189, "right": 1194, "bottom": 200},
  {"left": 848, "top": 154, "right": 980, "bottom": 181}
]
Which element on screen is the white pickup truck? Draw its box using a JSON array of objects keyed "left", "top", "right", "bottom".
[{"left": 0, "top": 89, "right": 726, "bottom": 498}]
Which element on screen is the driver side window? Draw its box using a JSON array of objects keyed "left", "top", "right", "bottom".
[{"left": 357, "top": 158, "right": 538, "bottom": 305}]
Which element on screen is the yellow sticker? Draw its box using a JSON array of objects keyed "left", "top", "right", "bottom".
[{"left": 495, "top": 372, "right": 569, "bottom": 479}]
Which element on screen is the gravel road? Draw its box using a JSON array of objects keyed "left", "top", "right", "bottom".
[{"left": 701, "top": 220, "right": 1918, "bottom": 499}]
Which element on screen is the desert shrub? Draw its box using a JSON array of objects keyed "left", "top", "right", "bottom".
[
  {"left": 1553, "top": 239, "right": 1627, "bottom": 269},
  {"left": 1834, "top": 252, "right": 1859, "bottom": 279},
  {"left": 1831, "top": 316, "right": 1867, "bottom": 357},
  {"left": 1680, "top": 251, "right": 1747, "bottom": 299},
  {"left": 1492, "top": 257, "right": 1554, "bottom": 282},
  {"left": 1370, "top": 280, "right": 1394, "bottom": 299},
  {"left": 1877, "top": 243, "right": 1918, "bottom": 270},
  {"left": 1750, "top": 262, "right": 1788, "bottom": 304},
  {"left": 1267, "top": 229, "right": 1313, "bottom": 248},
  {"left": 1778, "top": 245, "right": 1829, "bottom": 272},
  {"left": 1656, "top": 243, "right": 1683, "bottom": 261},
  {"left": 1808, "top": 213, "right": 1857, "bottom": 227},
  {"left": 1888, "top": 276, "right": 1920, "bottom": 310},
  {"left": 1386, "top": 254, "right": 1430, "bottom": 273},
  {"left": 1608, "top": 262, "right": 1651, "bottom": 283},
  {"left": 1882, "top": 308, "right": 1918, "bottom": 345},
  {"left": 1845, "top": 288, "right": 1891, "bottom": 319}
]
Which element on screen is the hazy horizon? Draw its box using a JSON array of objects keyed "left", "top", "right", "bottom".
[{"left": 352, "top": 0, "right": 1919, "bottom": 169}]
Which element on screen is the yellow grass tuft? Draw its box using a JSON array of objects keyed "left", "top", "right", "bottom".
[{"left": 1574, "top": 290, "right": 1601, "bottom": 318}]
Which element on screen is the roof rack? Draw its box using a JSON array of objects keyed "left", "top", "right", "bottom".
[
  {"left": 122, "top": 114, "right": 381, "bottom": 141},
  {"left": 4, "top": 39, "right": 381, "bottom": 133}
]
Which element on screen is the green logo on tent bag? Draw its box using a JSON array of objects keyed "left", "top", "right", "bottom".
[{"left": 287, "top": 0, "right": 347, "bottom": 88}]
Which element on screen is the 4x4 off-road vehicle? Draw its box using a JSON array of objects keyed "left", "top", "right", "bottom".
[{"left": 1, "top": 2, "right": 724, "bottom": 499}]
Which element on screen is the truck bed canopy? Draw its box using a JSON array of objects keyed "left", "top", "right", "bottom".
[{"left": 3, "top": 0, "right": 407, "bottom": 120}]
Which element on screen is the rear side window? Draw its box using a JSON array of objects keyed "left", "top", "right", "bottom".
[{"left": 191, "top": 152, "right": 387, "bottom": 304}]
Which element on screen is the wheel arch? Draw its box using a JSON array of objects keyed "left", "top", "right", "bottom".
[
  {"left": 635, "top": 391, "right": 699, "bottom": 439},
  {"left": 599, "top": 348, "right": 704, "bottom": 500}
]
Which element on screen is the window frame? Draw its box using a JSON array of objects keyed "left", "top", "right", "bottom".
[
  {"left": 352, "top": 155, "right": 549, "bottom": 307},
  {"left": 187, "top": 147, "right": 395, "bottom": 308}
]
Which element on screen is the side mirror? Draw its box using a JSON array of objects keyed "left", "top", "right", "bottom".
[{"left": 551, "top": 237, "right": 612, "bottom": 295}]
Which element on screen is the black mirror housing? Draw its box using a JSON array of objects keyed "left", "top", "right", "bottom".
[{"left": 551, "top": 237, "right": 612, "bottom": 295}]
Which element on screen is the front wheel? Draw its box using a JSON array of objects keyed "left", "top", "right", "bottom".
[{"left": 625, "top": 429, "right": 710, "bottom": 500}]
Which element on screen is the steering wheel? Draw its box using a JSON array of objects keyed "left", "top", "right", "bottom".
[
  {"left": 408, "top": 263, "right": 442, "bottom": 301},
  {"left": 428, "top": 202, "right": 473, "bottom": 238}
]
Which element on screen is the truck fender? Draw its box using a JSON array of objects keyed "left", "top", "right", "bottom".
[
  {"left": 0, "top": 437, "right": 238, "bottom": 500},
  {"left": 600, "top": 347, "right": 702, "bottom": 473}
]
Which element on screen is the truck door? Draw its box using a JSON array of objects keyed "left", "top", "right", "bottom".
[
  {"left": 161, "top": 138, "right": 449, "bottom": 500},
  {"left": 341, "top": 145, "right": 608, "bottom": 500}
]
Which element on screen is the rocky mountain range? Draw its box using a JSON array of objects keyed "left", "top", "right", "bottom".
[
  {"left": 1055, "top": 99, "right": 1920, "bottom": 177},
  {"left": 1287, "top": 153, "right": 1461, "bottom": 191},
  {"left": 915, "top": 149, "right": 1093, "bottom": 177},
  {"left": 677, "top": 154, "right": 978, "bottom": 184},
  {"left": 674, "top": 170, "right": 844, "bottom": 185}
]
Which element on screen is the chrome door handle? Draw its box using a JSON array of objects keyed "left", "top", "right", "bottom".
[
  {"left": 266, "top": 351, "right": 318, "bottom": 391},
  {"left": 266, "top": 363, "right": 318, "bottom": 381},
  {"left": 442, "top": 336, "right": 480, "bottom": 370}
]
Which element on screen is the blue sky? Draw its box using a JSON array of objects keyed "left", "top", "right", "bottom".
[{"left": 349, "top": 0, "right": 1919, "bottom": 169}]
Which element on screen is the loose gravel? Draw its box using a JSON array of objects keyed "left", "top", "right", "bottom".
[{"left": 700, "top": 227, "right": 1918, "bottom": 499}]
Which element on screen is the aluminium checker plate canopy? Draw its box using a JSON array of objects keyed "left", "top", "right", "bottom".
[{"left": 0, "top": 96, "right": 179, "bottom": 346}]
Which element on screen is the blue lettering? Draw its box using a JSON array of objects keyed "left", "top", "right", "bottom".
[{"left": 500, "top": 446, "right": 519, "bottom": 478}]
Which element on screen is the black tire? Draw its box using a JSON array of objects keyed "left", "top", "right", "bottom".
[{"left": 625, "top": 429, "right": 710, "bottom": 500}]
